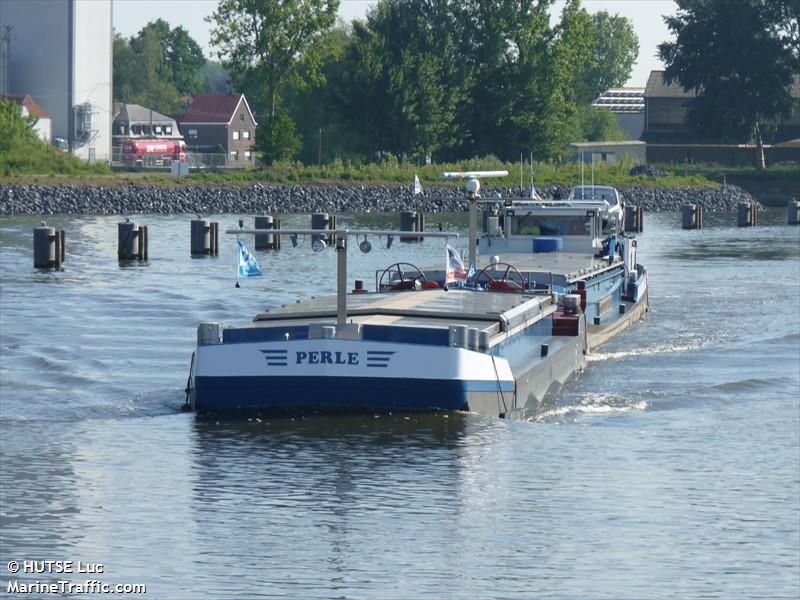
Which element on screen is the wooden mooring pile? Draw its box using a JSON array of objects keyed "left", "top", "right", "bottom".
[{"left": 30, "top": 200, "right": 800, "bottom": 269}]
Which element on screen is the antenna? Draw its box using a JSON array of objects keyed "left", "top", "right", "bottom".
[
  {"left": 0, "top": 25, "right": 13, "bottom": 96},
  {"left": 441, "top": 170, "right": 509, "bottom": 180},
  {"left": 581, "top": 150, "right": 585, "bottom": 189},
  {"left": 442, "top": 170, "right": 508, "bottom": 268}
]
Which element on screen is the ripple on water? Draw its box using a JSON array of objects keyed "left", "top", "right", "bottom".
[
  {"left": 530, "top": 392, "right": 649, "bottom": 423},
  {"left": 0, "top": 212, "right": 798, "bottom": 599}
]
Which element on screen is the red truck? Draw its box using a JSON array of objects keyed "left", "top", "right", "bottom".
[{"left": 122, "top": 139, "right": 187, "bottom": 166}]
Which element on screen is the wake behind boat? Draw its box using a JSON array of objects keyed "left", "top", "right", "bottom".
[{"left": 187, "top": 172, "right": 648, "bottom": 418}]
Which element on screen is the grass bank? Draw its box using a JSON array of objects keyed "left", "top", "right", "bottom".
[{"left": 1, "top": 158, "right": 721, "bottom": 188}]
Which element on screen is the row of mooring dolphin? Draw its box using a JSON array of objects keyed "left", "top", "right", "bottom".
[{"left": 30, "top": 200, "right": 800, "bottom": 269}]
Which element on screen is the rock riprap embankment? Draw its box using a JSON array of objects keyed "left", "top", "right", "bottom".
[{"left": 0, "top": 183, "right": 759, "bottom": 215}]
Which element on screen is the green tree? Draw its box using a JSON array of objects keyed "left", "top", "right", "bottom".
[
  {"left": 567, "top": 106, "right": 627, "bottom": 142},
  {"left": 129, "top": 20, "right": 206, "bottom": 95},
  {"left": 255, "top": 102, "right": 302, "bottom": 163},
  {"left": 209, "top": 0, "right": 339, "bottom": 163},
  {"left": 165, "top": 25, "right": 207, "bottom": 95},
  {"left": 198, "top": 61, "right": 231, "bottom": 94},
  {"left": 452, "top": 0, "right": 560, "bottom": 160},
  {"left": 659, "top": 0, "right": 797, "bottom": 168},
  {"left": 332, "top": 1, "right": 466, "bottom": 161},
  {"left": 302, "top": 0, "right": 639, "bottom": 162},
  {"left": 113, "top": 21, "right": 206, "bottom": 113},
  {"left": 285, "top": 24, "right": 360, "bottom": 163},
  {"left": 330, "top": 20, "right": 394, "bottom": 158},
  {"left": 0, "top": 98, "right": 38, "bottom": 154},
  {"left": 129, "top": 27, "right": 183, "bottom": 115},
  {"left": 0, "top": 99, "right": 109, "bottom": 175},
  {"left": 576, "top": 11, "right": 638, "bottom": 104},
  {"left": 112, "top": 35, "right": 138, "bottom": 104}
]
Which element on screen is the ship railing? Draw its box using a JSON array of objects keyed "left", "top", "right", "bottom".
[{"left": 227, "top": 227, "right": 457, "bottom": 326}]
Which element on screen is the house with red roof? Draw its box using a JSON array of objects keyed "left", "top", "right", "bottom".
[
  {"left": 179, "top": 93, "right": 257, "bottom": 168},
  {"left": 2, "top": 94, "right": 52, "bottom": 143}
]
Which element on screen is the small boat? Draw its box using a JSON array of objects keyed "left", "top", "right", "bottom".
[{"left": 187, "top": 172, "right": 648, "bottom": 418}]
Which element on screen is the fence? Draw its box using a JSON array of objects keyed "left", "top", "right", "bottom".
[
  {"left": 646, "top": 144, "right": 800, "bottom": 167},
  {"left": 110, "top": 147, "right": 233, "bottom": 171}
]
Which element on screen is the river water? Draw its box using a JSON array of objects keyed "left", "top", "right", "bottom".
[{"left": 1, "top": 209, "right": 798, "bottom": 599}]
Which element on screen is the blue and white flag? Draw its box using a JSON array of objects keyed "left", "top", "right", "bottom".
[
  {"left": 445, "top": 244, "right": 467, "bottom": 284},
  {"left": 414, "top": 173, "right": 423, "bottom": 196},
  {"left": 237, "top": 240, "right": 262, "bottom": 279}
]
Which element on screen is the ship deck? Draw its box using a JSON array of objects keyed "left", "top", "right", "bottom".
[
  {"left": 475, "top": 250, "right": 620, "bottom": 282},
  {"left": 245, "top": 289, "right": 554, "bottom": 340}
]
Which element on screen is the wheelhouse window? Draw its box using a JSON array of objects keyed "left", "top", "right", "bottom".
[
  {"left": 572, "top": 186, "right": 619, "bottom": 206},
  {"left": 511, "top": 214, "right": 591, "bottom": 236}
]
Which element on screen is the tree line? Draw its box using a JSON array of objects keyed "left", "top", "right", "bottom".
[
  {"left": 212, "top": 0, "right": 638, "bottom": 164},
  {"left": 113, "top": 0, "right": 798, "bottom": 168},
  {"left": 113, "top": 19, "right": 228, "bottom": 115},
  {"left": 659, "top": 0, "right": 799, "bottom": 169},
  {"left": 113, "top": 0, "right": 637, "bottom": 164}
]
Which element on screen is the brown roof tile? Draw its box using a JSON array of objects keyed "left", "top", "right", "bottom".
[
  {"left": 181, "top": 93, "right": 252, "bottom": 124},
  {"left": 646, "top": 71, "right": 800, "bottom": 100},
  {"left": 2, "top": 94, "right": 50, "bottom": 118},
  {"left": 644, "top": 71, "right": 695, "bottom": 99}
]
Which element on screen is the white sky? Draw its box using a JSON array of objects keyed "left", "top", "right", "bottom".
[{"left": 112, "top": 0, "right": 676, "bottom": 87}]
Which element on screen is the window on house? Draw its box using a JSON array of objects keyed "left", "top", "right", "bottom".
[
  {"left": 240, "top": 113, "right": 244, "bottom": 121},
  {"left": 230, "top": 151, "right": 239, "bottom": 161},
  {"left": 242, "top": 131, "right": 250, "bottom": 140},
  {"left": 244, "top": 151, "right": 252, "bottom": 161},
  {"left": 188, "top": 129, "right": 198, "bottom": 138},
  {"left": 232, "top": 131, "right": 240, "bottom": 140}
]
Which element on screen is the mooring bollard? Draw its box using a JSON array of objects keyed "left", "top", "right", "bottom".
[
  {"left": 625, "top": 205, "right": 644, "bottom": 232},
  {"left": 400, "top": 210, "right": 421, "bottom": 242},
  {"left": 118, "top": 219, "right": 148, "bottom": 261},
  {"left": 210, "top": 221, "right": 218, "bottom": 255},
  {"left": 682, "top": 204, "right": 703, "bottom": 230},
  {"left": 788, "top": 199, "right": 800, "bottom": 225},
  {"left": 33, "top": 222, "right": 65, "bottom": 269},
  {"left": 190, "top": 218, "right": 219, "bottom": 256},
  {"left": 190, "top": 219, "right": 209, "bottom": 255},
  {"left": 254, "top": 215, "right": 273, "bottom": 250},
  {"left": 311, "top": 212, "right": 335, "bottom": 245},
  {"left": 272, "top": 217, "right": 281, "bottom": 250},
  {"left": 737, "top": 202, "right": 757, "bottom": 227}
]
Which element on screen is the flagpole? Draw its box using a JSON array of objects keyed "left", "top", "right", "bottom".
[{"left": 235, "top": 240, "right": 241, "bottom": 288}]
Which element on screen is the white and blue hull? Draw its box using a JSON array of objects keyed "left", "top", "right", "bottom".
[{"left": 193, "top": 338, "right": 514, "bottom": 414}]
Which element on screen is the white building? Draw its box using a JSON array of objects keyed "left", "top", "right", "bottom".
[
  {"left": 3, "top": 94, "right": 52, "bottom": 142},
  {"left": 0, "top": 0, "right": 112, "bottom": 162},
  {"left": 571, "top": 141, "right": 646, "bottom": 166},
  {"left": 591, "top": 88, "right": 645, "bottom": 141}
]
